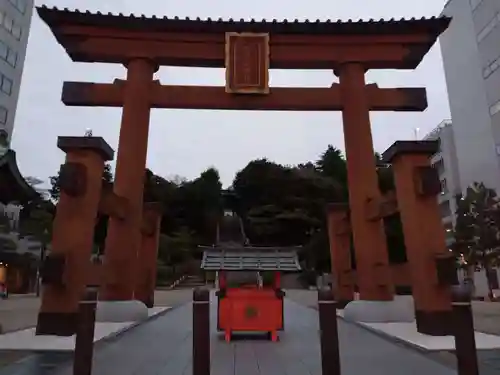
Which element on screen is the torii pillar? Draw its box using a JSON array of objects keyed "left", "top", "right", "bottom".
[
  {"left": 135, "top": 202, "right": 162, "bottom": 308},
  {"left": 36, "top": 137, "right": 114, "bottom": 336},
  {"left": 382, "top": 140, "right": 454, "bottom": 335},
  {"left": 326, "top": 203, "right": 354, "bottom": 308},
  {"left": 336, "top": 64, "right": 393, "bottom": 301},
  {"left": 101, "top": 58, "right": 158, "bottom": 301}
]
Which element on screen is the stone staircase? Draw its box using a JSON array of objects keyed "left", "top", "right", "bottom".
[{"left": 175, "top": 275, "right": 206, "bottom": 289}]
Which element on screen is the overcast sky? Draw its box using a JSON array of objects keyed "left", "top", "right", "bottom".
[{"left": 12, "top": 0, "right": 450, "bottom": 187}]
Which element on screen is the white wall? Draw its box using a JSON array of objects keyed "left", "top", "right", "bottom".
[{"left": 441, "top": 0, "right": 500, "bottom": 193}]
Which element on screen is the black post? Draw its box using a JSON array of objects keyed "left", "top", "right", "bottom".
[
  {"left": 317, "top": 288, "right": 341, "bottom": 375},
  {"left": 193, "top": 288, "right": 210, "bottom": 375},
  {"left": 73, "top": 285, "right": 98, "bottom": 375},
  {"left": 451, "top": 285, "right": 479, "bottom": 375}
]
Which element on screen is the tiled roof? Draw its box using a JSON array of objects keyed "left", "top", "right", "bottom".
[
  {"left": 37, "top": 6, "right": 451, "bottom": 35},
  {"left": 200, "top": 247, "right": 301, "bottom": 271},
  {"left": 0, "top": 150, "right": 38, "bottom": 204}
]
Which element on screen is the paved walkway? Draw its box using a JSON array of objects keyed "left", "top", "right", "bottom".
[{"left": 45, "top": 295, "right": 454, "bottom": 375}]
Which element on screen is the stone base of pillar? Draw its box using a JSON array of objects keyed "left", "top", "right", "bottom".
[
  {"left": 141, "top": 296, "right": 154, "bottom": 308},
  {"left": 336, "top": 299, "right": 352, "bottom": 309},
  {"left": 415, "top": 309, "right": 453, "bottom": 336},
  {"left": 35, "top": 312, "right": 78, "bottom": 336},
  {"left": 343, "top": 296, "right": 415, "bottom": 323},
  {"left": 95, "top": 300, "right": 148, "bottom": 323}
]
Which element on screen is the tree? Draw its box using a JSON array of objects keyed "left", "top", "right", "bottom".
[
  {"left": 315, "top": 145, "right": 348, "bottom": 199},
  {"left": 231, "top": 156, "right": 344, "bottom": 272},
  {"left": 157, "top": 228, "right": 196, "bottom": 277},
  {"left": 18, "top": 196, "right": 55, "bottom": 295},
  {"left": 49, "top": 163, "right": 113, "bottom": 201},
  {"left": 453, "top": 182, "right": 500, "bottom": 298},
  {"left": 0, "top": 213, "right": 17, "bottom": 251}
]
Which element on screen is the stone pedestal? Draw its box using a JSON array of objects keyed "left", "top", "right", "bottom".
[
  {"left": 343, "top": 295, "right": 415, "bottom": 323},
  {"left": 326, "top": 203, "right": 354, "bottom": 307},
  {"left": 135, "top": 202, "right": 162, "bottom": 307},
  {"left": 95, "top": 300, "right": 149, "bottom": 323}
]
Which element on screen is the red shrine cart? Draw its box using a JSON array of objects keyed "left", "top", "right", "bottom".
[{"left": 200, "top": 247, "right": 301, "bottom": 342}]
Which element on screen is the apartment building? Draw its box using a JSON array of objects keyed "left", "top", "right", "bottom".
[
  {"left": 440, "top": 0, "right": 500, "bottom": 194},
  {"left": 423, "top": 120, "right": 461, "bottom": 245},
  {"left": 0, "top": 0, "right": 33, "bottom": 142}
]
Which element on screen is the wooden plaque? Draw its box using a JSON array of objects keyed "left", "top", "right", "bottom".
[{"left": 225, "top": 32, "right": 270, "bottom": 95}]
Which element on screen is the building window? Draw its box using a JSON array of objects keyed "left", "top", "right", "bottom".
[
  {"left": 477, "top": 13, "right": 500, "bottom": 43},
  {"left": 3, "top": 16, "right": 13, "bottom": 33},
  {"left": 490, "top": 99, "right": 500, "bottom": 116},
  {"left": 470, "top": 0, "right": 484, "bottom": 11},
  {"left": 0, "top": 74, "right": 12, "bottom": 95},
  {"left": 11, "top": 24, "right": 21, "bottom": 40},
  {"left": 0, "top": 106, "right": 7, "bottom": 124},
  {"left": 0, "top": 11, "right": 23, "bottom": 40},
  {"left": 484, "top": 54, "right": 500, "bottom": 78},
  {"left": 6, "top": 48, "right": 16, "bottom": 67},
  {"left": 0, "top": 41, "right": 18, "bottom": 68},
  {"left": 7, "top": 0, "right": 27, "bottom": 14}
]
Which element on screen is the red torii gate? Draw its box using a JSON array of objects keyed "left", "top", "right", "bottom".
[{"left": 36, "top": 5, "right": 450, "bottom": 335}]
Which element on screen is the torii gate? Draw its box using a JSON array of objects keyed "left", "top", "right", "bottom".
[{"left": 35, "top": 5, "right": 450, "bottom": 335}]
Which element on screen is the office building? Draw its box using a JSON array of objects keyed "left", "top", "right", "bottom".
[
  {"left": 0, "top": 0, "right": 34, "bottom": 142},
  {"left": 423, "top": 120, "right": 461, "bottom": 244},
  {"left": 440, "top": 0, "right": 500, "bottom": 194}
]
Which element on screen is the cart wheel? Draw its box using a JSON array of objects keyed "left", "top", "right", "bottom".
[{"left": 224, "top": 331, "right": 231, "bottom": 342}]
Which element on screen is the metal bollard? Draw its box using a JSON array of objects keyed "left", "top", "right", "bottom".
[
  {"left": 451, "top": 285, "right": 479, "bottom": 375},
  {"left": 317, "top": 288, "right": 341, "bottom": 375},
  {"left": 193, "top": 288, "right": 210, "bottom": 375},
  {"left": 73, "top": 285, "right": 98, "bottom": 375}
]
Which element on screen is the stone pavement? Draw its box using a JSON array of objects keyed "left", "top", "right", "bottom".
[
  {"left": 0, "top": 296, "right": 40, "bottom": 334},
  {"left": 286, "top": 289, "right": 500, "bottom": 375},
  {"left": 45, "top": 295, "right": 454, "bottom": 375},
  {"left": 0, "top": 289, "right": 194, "bottom": 334},
  {"left": 0, "top": 289, "right": 195, "bottom": 370}
]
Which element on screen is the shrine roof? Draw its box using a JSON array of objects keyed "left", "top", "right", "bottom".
[
  {"left": 37, "top": 6, "right": 450, "bottom": 36},
  {"left": 200, "top": 247, "right": 301, "bottom": 272},
  {"left": 0, "top": 150, "right": 39, "bottom": 205}
]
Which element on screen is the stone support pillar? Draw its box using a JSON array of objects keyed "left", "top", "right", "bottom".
[
  {"left": 383, "top": 140, "right": 453, "bottom": 335},
  {"left": 326, "top": 203, "right": 354, "bottom": 308},
  {"left": 36, "top": 136, "right": 113, "bottom": 335},
  {"left": 135, "top": 202, "right": 162, "bottom": 308},
  {"left": 337, "top": 64, "right": 393, "bottom": 300},
  {"left": 101, "top": 58, "right": 157, "bottom": 301}
]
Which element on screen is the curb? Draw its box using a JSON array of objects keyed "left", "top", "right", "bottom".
[
  {"left": 336, "top": 314, "right": 437, "bottom": 354},
  {"left": 296, "top": 300, "right": 457, "bottom": 369},
  {"left": 93, "top": 306, "right": 174, "bottom": 349},
  {"left": 336, "top": 315, "right": 460, "bottom": 370}
]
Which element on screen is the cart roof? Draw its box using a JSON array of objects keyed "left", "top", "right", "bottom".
[{"left": 200, "top": 247, "right": 301, "bottom": 272}]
